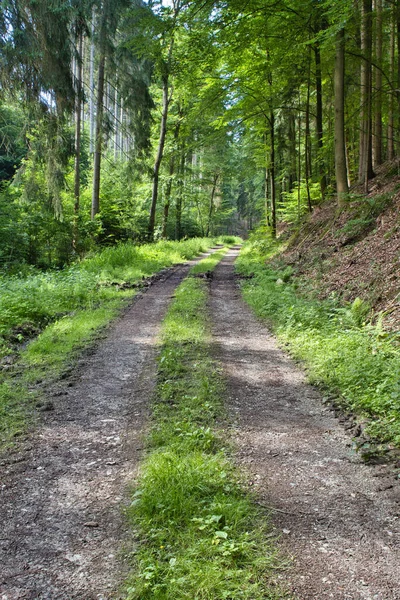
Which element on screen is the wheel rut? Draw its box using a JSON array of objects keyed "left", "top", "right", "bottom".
[
  {"left": 210, "top": 247, "right": 400, "bottom": 600},
  {"left": 0, "top": 254, "right": 213, "bottom": 600}
]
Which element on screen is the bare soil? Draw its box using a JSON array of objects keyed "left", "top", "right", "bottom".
[
  {"left": 210, "top": 248, "right": 400, "bottom": 600},
  {"left": 0, "top": 256, "right": 209, "bottom": 600},
  {"left": 278, "top": 161, "right": 400, "bottom": 332}
]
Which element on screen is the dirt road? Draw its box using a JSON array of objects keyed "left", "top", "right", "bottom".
[
  {"left": 0, "top": 257, "right": 209, "bottom": 600},
  {"left": 2, "top": 246, "right": 400, "bottom": 600},
  {"left": 210, "top": 247, "right": 400, "bottom": 600}
]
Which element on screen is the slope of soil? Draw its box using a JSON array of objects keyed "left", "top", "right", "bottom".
[
  {"left": 280, "top": 160, "right": 400, "bottom": 331},
  {"left": 0, "top": 256, "right": 211, "bottom": 600},
  {"left": 210, "top": 248, "right": 400, "bottom": 600}
]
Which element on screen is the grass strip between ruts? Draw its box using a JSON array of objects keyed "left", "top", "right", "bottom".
[
  {"left": 125, "top": 249, "right": 287, "bottom": 600},
  {"left": 0, "top": 237, "right": 242, "bottom": 449}
]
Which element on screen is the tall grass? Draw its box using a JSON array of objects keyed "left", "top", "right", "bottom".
[
  {"left": 0, "top": 238, "right": 225, "bottom": 447},
  {"left": 0, "top": 238, "right": 216, "bottom": 358},
  {"left": 236, "top": 241, "right": 400, "bottom": 449}
]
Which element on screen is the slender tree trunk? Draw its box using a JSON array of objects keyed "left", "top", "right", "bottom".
[
  {"left": 388, "top": 3, "right": 396, "bottom": 160},
  {"left": 74, "top": 31, "right": 83, "bottom": 214},
  {"left": 270, "top": 111, "right": 276, "bottom": 238},
  {"left": 373, "top": 0, "right": 383, "bottom": 166},
  {"left": 297, "top": 106, "right": 302, "bottom": 220},
  {"left": 114, "top": 87, "right": 119, "bottom": 160},
  {"left": 358, "top": 0, "right": 374, "bottom": 187},
  {"left": 305, "top": 50, "right": 312, "bottom": 212},
  {"left": 314, "top": 41, "right": 326, "bottom": 198},
  {"left": 396, "top": 0, "right": 400, "bottom": 155},
  {"left": 265, "top": 166, "right": 271, "bottom": 227},
  {"left": 89, "top": 11, "right": 95, "bottom": 154},
  {"left": 73, "top": 30, "right": 83, "bottom": 247},
  {"left": 206, "top": 173, "right": 219, "bottom": 237},
  {"left": 148, "top": 74, "right": 169, "bottom": 239},
  {"left": 175, "top": 143, "right": 185, "bottom": 240},
  {"left": 288, "top": 112, "right": 297, "bottom": 190},
  {"left": 91, "top": 50, "right": 105, "bottom": 219},
  {"left": 162, "top": 155, "right": 175, "bottom": 239},
  {"left": 334, "top": 28, "right": 349, "bottom": 204}
]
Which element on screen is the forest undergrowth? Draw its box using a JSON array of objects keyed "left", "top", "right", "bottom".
[
  {"left": 125, "top": 250, "right": 287, "bottom": 600},
  {"left": 0, "top": 237, "right": 240, "bottom": 448},
  {"left": 236, "top": 237, "right": 400, "bottom": 458}
]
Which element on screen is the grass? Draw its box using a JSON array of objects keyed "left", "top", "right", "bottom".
[
  {"left": 0, "top": 238, "right": 223, "bottom": 358},
  {"left": 125, "top": 250, "right": 287, "bottom": 600},
  {"left": 236, "top": 240, "right": 400, "bottom": 452},
  {"left": 0, "top": 237, "right": 232, "bottom": 448}
]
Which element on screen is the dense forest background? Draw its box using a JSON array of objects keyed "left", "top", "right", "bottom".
[{"left": 0, "top": 0, "right": 397, "bottom": 269}]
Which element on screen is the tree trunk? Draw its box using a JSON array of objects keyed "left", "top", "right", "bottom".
[
  {"left": 305, "top": 50, "right": 312, "bottom": 212},
  {"left": 396, "top": 0, "right": 400, "bottom": 154},
  {"left": 358, "top": 0, "right": 374, "bottom": 187},
  {"left": 175, "top": 143, "right": 185, "bottom": 240},
  {"left": 388, "top": 3, "right": 396, "bottom": 160},
  {"left": 288, "top": 112, "right": 297, "bottom": 190},
  {"left": 206, "top": 173, "right": 219, "bottom": 237},
  {"left": 89, "top": 11, "right": 95, "bottom": 154},
  {"left": 334, "top": 28, "right": 349, "bottom": 204},
  {"left": 269, "top": 111, "right": 276, "bottom": 238},
  {"left": 91, "top": 49, "right": 105, "bottom": 220},
  {"left": 148, "top": 74, "right": 169, "bottom": 240},
  {"left": 74, "top": 31, "right": 83, "bottom": 215},
  {"left": 73, "top": 30, "right": 83, "bottom": 247},
  {"left": 314, "top": 41, "right": 326, "bottom": 198},
  {"left": 373, "top": 0, "right": 383, "bottom": 166}
]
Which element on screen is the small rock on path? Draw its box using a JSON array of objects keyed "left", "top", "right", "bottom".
[{"left": 210, "top": 248, "right": 400, "bottom": 600}]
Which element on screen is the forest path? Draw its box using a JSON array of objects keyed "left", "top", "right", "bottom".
[
  {"left": 210, "top": 248, "right": 400, "bottom": 600},
  {"left": 0, "top": 252, "right": 215, "bottom": 600}
]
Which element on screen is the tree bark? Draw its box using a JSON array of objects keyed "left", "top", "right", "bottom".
[
  {"left": 89, "top": 10, "right": 95, "bottom": 154},
  {"left": 334, "top": 28, "right": 349, "bottom": 204},
  {"left": 305, "top": 49, "right": 312, "bottom": 212},
  {"left": 388, "top": 3, "right": 396, "bottom": 160},
  {"left": 73, "top": 30, "right": 83, "bottom": 248},
  {"left": 206, "top": 173, "right": 219, "bottom": 237},
  {"left": 91, "top": 49, "right": 105, "bottom": 220},
  {"left": 314, "top": 41, "right": 326, "bottom": 198},
  {"left": 358, "top": 0, "right": 374, "bottom": 187},
  {"left": 148, "top": 74, "right": 169, "bottom": 239},
  {"left": 269, "top": 111, "right": 276, "bottom": 238},
  {"left": 373, "top": 0, "right": 383, "bottom": 166},
  {"left": 288, "top": 112, "right": 297, "bottom": 190},
  {"left": 175, "top": 143, "right": 185, "bottom": 240},
  {"left": 74, "top": 31, "right": 83, "bottom": 216}
]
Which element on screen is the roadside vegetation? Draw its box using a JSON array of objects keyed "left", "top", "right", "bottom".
[
  {"left": 236, "top": 236, "right": 400, "bottom": 455},
  {"left": 125, "top": 250, "right": 286, "bottom": 600},
  {"left": 0, "top": 237, "right": 239, "bottom": 448}
]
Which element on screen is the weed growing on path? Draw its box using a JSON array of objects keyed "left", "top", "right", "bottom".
[
  {"left": 125, "top": 252, "right": 286, "bottom": 600},
  {"left": 236, "top": 241, "right": 400, "bottom": 450}
]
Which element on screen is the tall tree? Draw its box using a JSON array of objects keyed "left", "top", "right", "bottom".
[
  {"left": 358, "top": 0, "right": 375, "bottom": 187},
  {"left": 334, "top": 27, "right": 349, "bottom": 203}
]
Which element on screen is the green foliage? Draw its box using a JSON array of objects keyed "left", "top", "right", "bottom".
[
  {"left": 125, "top": 259, "right": 286, "bottom": 600},
  {"left": 335, "top": 194, "right": 394, "bottom": 241},
  {"left": 0, "top": 104, "right": 27, "bottom": 181},
  {"left": 236, "top": 241, "right": 400, "bottom": 447},
  {"left": 280, "top": 182, "right": 322, "bottom": 224},
  {"left": 0, "top": 238, "right": 218, "bottom": 447}
]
